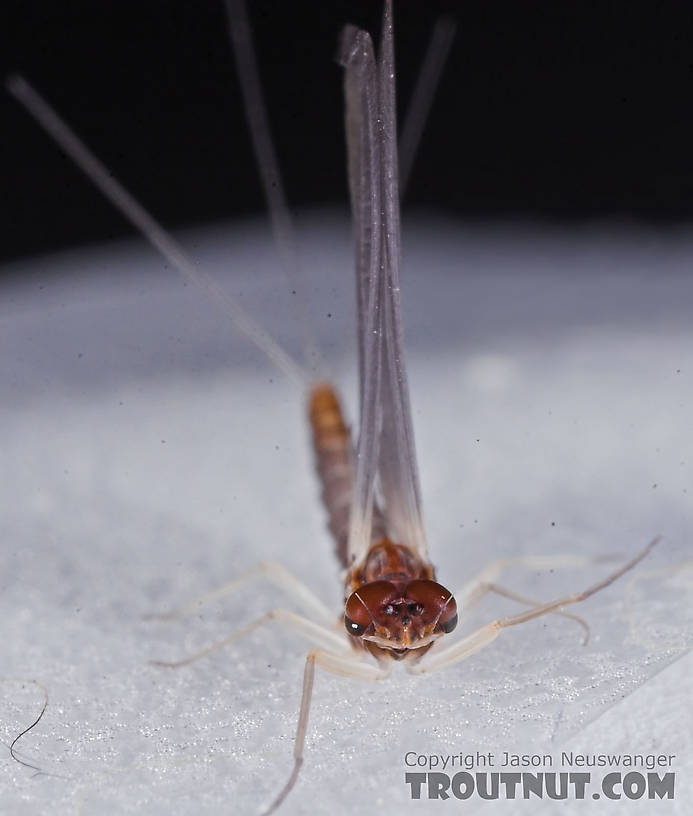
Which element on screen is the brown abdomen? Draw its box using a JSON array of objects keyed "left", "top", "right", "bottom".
[{"left": 308, "top": 383, "right": 354, "bottom": 567}]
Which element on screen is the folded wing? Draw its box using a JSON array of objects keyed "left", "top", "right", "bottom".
[{"left": 338, "top": 1, "right": 428, "bottom": 568}]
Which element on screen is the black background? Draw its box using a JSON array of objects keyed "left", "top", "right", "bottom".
[{"left": 4, "top": 1, "right": 693, "bottom": 264}]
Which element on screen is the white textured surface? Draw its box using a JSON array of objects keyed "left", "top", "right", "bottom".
[{"left": 1, "top": 216, "right": 692, "bottom": 814}]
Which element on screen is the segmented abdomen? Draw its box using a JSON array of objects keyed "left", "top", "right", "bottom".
[{"left": 308, "top": 383, "right": 354, "bottom": 567}]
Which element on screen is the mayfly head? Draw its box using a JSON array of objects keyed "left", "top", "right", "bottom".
[{"left": 344, "top": 579, "right": 458, "bottom": 652}]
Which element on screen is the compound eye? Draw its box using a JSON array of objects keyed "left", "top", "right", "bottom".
[
  {"left": 406, "top": 580, "right": 457, "bottom": 632},
  {"left": 437, "top": 593, "right": 458, "bottom": 633},
  {"left": 344, "top": 615, "right": 367, "bottom": 636},
  {"left": 440, "top": 612, "right": 458, "bottom": 633},
  {"left": 344, "top": 581, "right": 397, "bottom": 638}
]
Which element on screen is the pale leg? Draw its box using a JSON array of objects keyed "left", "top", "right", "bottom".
[
  {"left": 625, "top": 559, "right": 693, "bottom": 648},
  {"left": 454, "top": 552, "right": 623, "bottom": 607},
  {"left": 261, "top": 648, "right": 391, "bottom": 816},
  {"left": 471, "top": 582, "right": 590, "bottom": 644},
  {"left": 452, "top": 549, "right": 636, "bottom": 645},
  {"left": 152, "top": 608, "right": 350, "bottom": 668},
  {"left": 412, "top": 537, "right": 659, "bottom": 675},
  {"left": 146, "top": 560, "right": 333, "bottom": 624}
]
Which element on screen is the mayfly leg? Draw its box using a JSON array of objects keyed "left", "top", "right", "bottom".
[
  {"left": 412, "top": 537, "right": 660, "bottom": 675},
  {"left": 624, "top": 558, "right": 693, "bottom": 648},
  {"left": 463, "top": 582, "right": 591, "bottom": 645},
  {"left": 151, "top": 609, "right": 351, "bottom": 669},
  {"left": 260, "top": 649, "right": 391, "bottom": 816},
  {"left": 146, "top": 560, "right": 334, "bottom": 624},
  {"left": 453, "top": 552, "right": 624, "bottom": 604},
  {"left": 452, "top": 552, "right": 630, "bottom": 645}
]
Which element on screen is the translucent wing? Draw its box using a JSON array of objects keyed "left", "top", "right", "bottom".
[
  {"left": 339, "top": 1, "right": 428, "bottom": 567},
  {"left": 376, "top": 2, "right": 428, "bottom": 561},
  {"left": 338, "top": 23, "right": 384, "bottom": 567}
]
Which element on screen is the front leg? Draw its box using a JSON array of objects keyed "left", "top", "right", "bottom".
[
  {"left": 411, "top": 537, "right": 659, "bottom": 675},
  {"left": 467, "top": 581, "right": 591, "bottom": 644},
  {"left": 454, "top": 551, "right": 624, "bottom": 608}
]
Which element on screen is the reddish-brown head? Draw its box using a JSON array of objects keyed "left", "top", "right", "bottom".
[{"left": 344, "top": 579, "right": 457, "bottom": 651}]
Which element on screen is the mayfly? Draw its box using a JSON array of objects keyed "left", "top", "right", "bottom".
[{"left": 6, "top": 1, "right": 658, "bottom": 813}]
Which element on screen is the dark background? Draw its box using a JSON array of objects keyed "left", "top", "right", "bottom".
[{"left": 3, "top": 0, "right": 693, "bottom": 264}]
